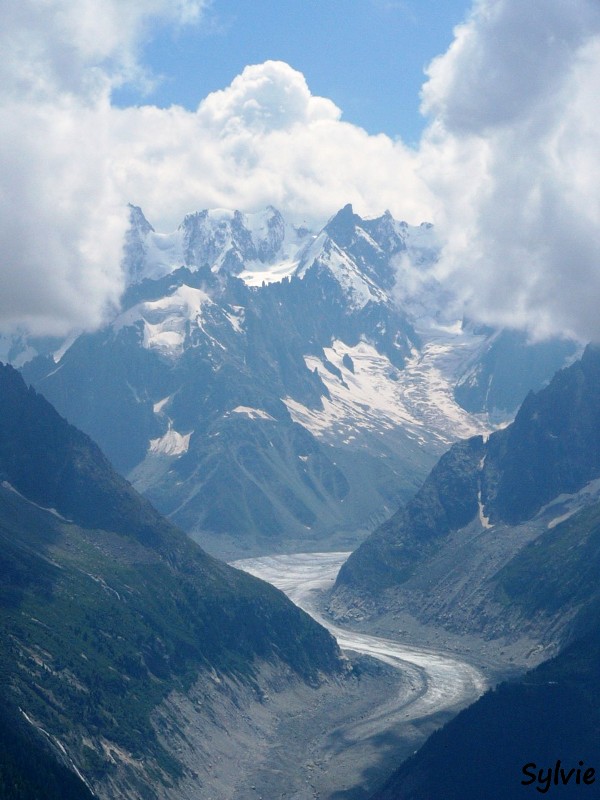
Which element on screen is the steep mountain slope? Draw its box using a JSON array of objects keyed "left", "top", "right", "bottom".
[
  {"left": 371, "top": 625, "right": 600, "bottom": 800},
  {"left": 454, "top": 326, "right": 579, "bottom": 415},
  {"left": 22, "top": 204, "right": 576, "bottom": 557},
  {"left": 0, "top": 703, "right": 94, "bottom": 800},
  {"left": 0, "top": 364, "right": 342, "bottom": 799},
  {"left": 332, "top": 346, "right": 600, "bottom": 656}
]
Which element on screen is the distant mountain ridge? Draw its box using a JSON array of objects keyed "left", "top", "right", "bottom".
[
  {"left": 124, "top": 202, "right": 436, "bottom": 290},
  {"left": 124, "top": 204, "right": 310, "bottom": 285},
  {"left": 21, "top": 204, "right": 576, "bottom": 557}
]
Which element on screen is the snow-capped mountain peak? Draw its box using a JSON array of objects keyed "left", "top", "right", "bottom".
[
  {"left": 23, "top": 202, "right": 578, "bottom": 559},
  {"left": 295, "top": 232, "right": 389, "bottom": 310},
  {"left": 123, "top": 204, "right": 316, "bottom": 287},
  {"left": 121, "top": 203, "right": 441, "bottom": 316}
]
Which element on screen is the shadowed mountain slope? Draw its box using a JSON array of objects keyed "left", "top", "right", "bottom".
[
  {"left": 0, "top": 363, "right": 341, "bottom": 798},
  {"left": 337, "top": 345, "right": 600, "bottom": 595},
  {"left": 332, "top": 347, "right": 600, "bottom": 662},
  {"left": 371, "top": 627, "right": 600, "bottom": 800}
]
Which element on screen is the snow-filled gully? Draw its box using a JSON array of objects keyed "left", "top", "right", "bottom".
[{"left": 233, "top": 551, "right": 486, "bottom": 726}]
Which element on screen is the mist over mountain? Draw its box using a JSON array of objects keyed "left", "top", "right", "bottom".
[{"left": 21, "top": 204, "right": 576, "bottom": 558}]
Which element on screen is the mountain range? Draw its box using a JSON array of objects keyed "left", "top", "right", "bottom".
[
  {"left": 20, "top": 204, "right": 576, "bottom": 558},
  {"left": 1, "top": 200, "right": 597, "bottom": 800}
]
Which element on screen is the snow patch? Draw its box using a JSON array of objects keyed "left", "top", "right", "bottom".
[
  {"left": 53, "top": 331, "right": 80, "bottom": 363},
  {"left": 477, "top": 493, "right": 492, "bottom": 529},
  {"left": 113, "top": 284, "right": 213, "bottom": 359},
  {"left": 539, "top": 478, "right": 600, "bottom": 529},
  {"left": 153, "top": 395, "right": 172, "bottom": 414},
  {"left": 547, "top": 510, "right": 576, "bottom": 530},
  {"left": 231, "top": 406, "right": 275, "bottom": 421},
  {"left": 284, "top": 337, "right": 489, "bottom": 448},
  {"left": 149, "top": 426, "right": 192, "bottom": 456},
  {"left": 239, "top": 257, "right": 300, "bottom": 286},
  {"left": 224, "top": 306, "right": 245, "bottom": 332},
  {"left": 296, "top": 234, "right": 387, "bottom": 310}
]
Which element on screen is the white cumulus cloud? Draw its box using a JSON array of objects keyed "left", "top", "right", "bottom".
[
  {"left": 419, "top": 0, "right": 600, "bottom": 342},
  {"left": 113, "top": 60, "right": 431, "bottom": 232},
  {"left": 0, "top": 95, "right": 127, "bottom": 335},
  {"left": 8, "top": 0, "right": 598, "bottom": 346},
  {"left": 0, "top": 0, "right": 208, "bottom": 336},
  {"left": 197, "top": 60, "right": 339, "bottom": 133},
  {"left": 1, "top": 2, "right": 433, "bottom": 338}
]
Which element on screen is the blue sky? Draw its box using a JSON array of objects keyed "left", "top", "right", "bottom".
[{"left": 115, "top": 0, "right": 472, "bottom": 144}]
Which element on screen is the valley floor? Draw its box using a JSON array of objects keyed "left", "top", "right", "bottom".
[{"left": 228, "top": 552, "right": 504, "bottom": 799}]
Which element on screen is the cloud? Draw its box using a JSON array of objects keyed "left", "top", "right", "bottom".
[
  {"left": 113, "top": 60, "right": 432, "bottom": 232},
  {"left": 197, "top": 61, "right": 339, "bottom": 133},
  {"left": 0, "top": 0, "right": 207, "bottom": 99},
  {"left": 15, "top": 0, "right": 600, "bottom": 348},
  {"left": 1, "top": 1, "right": 434, "bottom": 338},
  {"left": 0, "top": 0, "right": 207, "bottom": 337},
  {"left": 0, "top": 95, "right": 128, "bottom": 335},
  {"left": 419, "top": 0, "right": 600, "bottom": 342}
]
